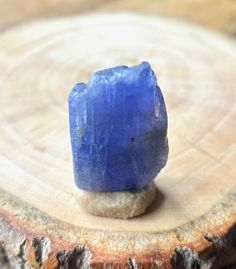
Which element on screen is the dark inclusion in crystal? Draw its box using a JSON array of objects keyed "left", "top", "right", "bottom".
[{"left": 69, "top": 61, "right": 168, "bottom": 192}]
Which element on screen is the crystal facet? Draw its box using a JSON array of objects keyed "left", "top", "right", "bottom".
[{"left": 69, "top": 61, "right": 168, "bottom": 192}]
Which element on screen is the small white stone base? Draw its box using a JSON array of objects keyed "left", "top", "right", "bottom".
[{"left": 75, "top": 184, "right": 156, "bottom": 219}]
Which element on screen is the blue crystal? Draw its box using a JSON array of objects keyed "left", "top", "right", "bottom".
[{"left": 69, "top": 61, "right": 168, "bottom": 192}]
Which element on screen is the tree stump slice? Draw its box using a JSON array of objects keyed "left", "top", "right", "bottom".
[{"left": 0, "top": 13, "right": 235, "bottom": 268}]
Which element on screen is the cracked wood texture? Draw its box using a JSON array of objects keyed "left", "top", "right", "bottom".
[{"left": 0, "top": 13, "right": 236, "bottom": 269}]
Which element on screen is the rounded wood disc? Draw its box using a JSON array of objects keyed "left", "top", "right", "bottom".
[{"left": 0, "top": 13, "right": 235, "bottom": 268}]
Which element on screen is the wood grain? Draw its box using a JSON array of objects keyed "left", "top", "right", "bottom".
[
  {"left": 0, "top": 0, "right": 236, "bottom": 36},
  {"left": 0, "top": 13, "right": 235, "bottom": 268}
]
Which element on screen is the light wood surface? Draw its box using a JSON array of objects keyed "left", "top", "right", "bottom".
[
  {"left": 0, "top": 13, "right": 236, "bottom": 268},
  {"left": 0, "top": 0, "right": 236, "bottom": 36}
]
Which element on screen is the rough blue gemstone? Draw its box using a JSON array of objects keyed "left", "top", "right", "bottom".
[{"left": 69, "top": 61, "right": 168, "bottom": 192}]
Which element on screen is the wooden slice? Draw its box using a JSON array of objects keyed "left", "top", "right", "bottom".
[{"left": 0, "top": 13, "right": 235, "bottom": 268}]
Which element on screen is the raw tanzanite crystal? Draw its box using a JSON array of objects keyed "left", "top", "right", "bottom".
[{"left": 69, "top": 61, "right": 168, "bottom": 192}]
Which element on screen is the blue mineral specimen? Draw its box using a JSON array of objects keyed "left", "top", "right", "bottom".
[{"left": 69, "top": 61, "right": 168, "bottom": 192}]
